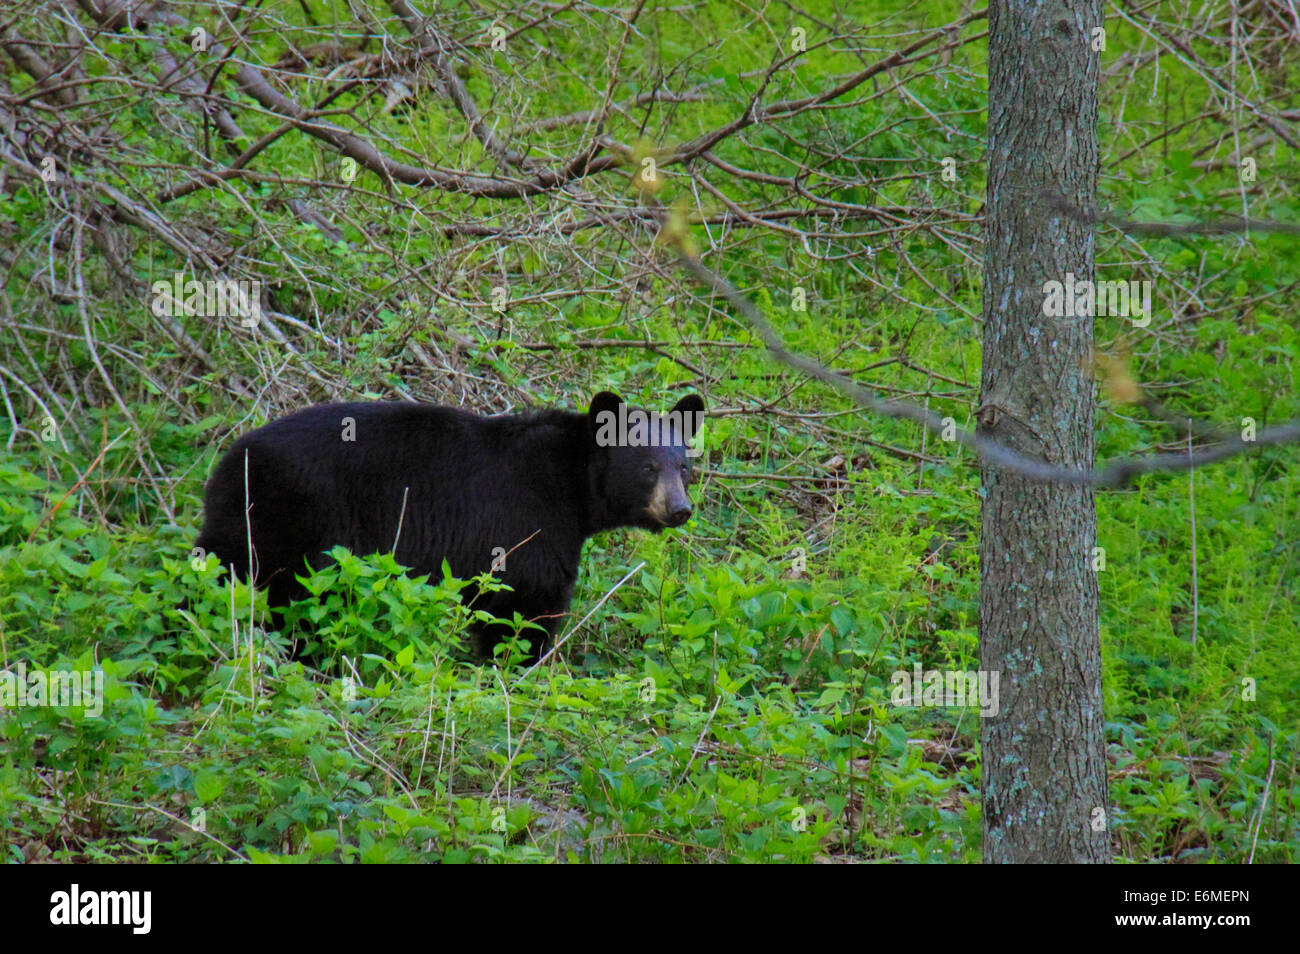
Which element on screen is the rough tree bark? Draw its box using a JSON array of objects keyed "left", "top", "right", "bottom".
[{"left": 979, "top": 0, "right": 1109, "bottom": 863}]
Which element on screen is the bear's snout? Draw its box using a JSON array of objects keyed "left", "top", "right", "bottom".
[
  {"left": 645, "top": 472, "right": 693, "bottom": 527},
  {"left": 664, "top": 504, "right": 692, "bottom": 527}
]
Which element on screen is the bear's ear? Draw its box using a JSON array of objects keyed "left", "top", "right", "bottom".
[
  {"left": 589, "top": 391, "right": 624, "bottom": 448},
  {"left": 671, "top": 393, "right": 704, "bottom": 417},
  {"left": 589, "top": 391, "right": 623, "bottom": 430}
]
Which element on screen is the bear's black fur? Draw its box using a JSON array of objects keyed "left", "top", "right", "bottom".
[{"left": 194, "top": 391, "right": 704, "bottom": 659}]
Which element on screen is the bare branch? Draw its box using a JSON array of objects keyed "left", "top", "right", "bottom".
[
  {"left": 1047, "top": 193, "right": 1300, "bottom": 236},
  {"left": 678, "top": 253, "right": 1298, "bottom": 488},
  {"left": 84, "top": 0, "right": 618, "bottom": 197},
  {"left": 385, "top": 0, "right": 529, "bottom": 169},
  {"left": 667, "top": 9, "right": 989, "bottom": 165}
]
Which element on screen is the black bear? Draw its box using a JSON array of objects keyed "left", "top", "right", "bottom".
[{"left": 194, "top": 391, "right": 705, "bottom": 660}]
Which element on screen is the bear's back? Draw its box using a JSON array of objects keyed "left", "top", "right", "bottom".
[{"left": 199, "top": 400, "right": 591, "bottom": 600}]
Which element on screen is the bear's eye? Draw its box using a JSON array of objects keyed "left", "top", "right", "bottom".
[{"left": 642, "top": 462, "right": 656, "bottom": 475}]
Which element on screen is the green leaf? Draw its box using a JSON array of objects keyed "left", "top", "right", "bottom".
[{"left": 194, "top": 770, "right": 224, "bottom": 803}]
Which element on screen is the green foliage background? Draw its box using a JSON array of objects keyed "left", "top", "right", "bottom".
[{"left": 0, "top": 0, "right": 1296, "bottom": 862}]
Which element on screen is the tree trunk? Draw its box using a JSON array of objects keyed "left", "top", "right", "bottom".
[{"left": 979, "top": 0, "right": 1109, "bottom": 863}]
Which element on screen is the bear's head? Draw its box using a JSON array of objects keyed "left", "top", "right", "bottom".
[{"left": 588, "top": 390, "right": 705, "bottom": 532}]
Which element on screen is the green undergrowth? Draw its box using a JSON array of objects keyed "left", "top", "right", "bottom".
[{"left": 1, "top": 418, "right": 1296, "bottom": 862}]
